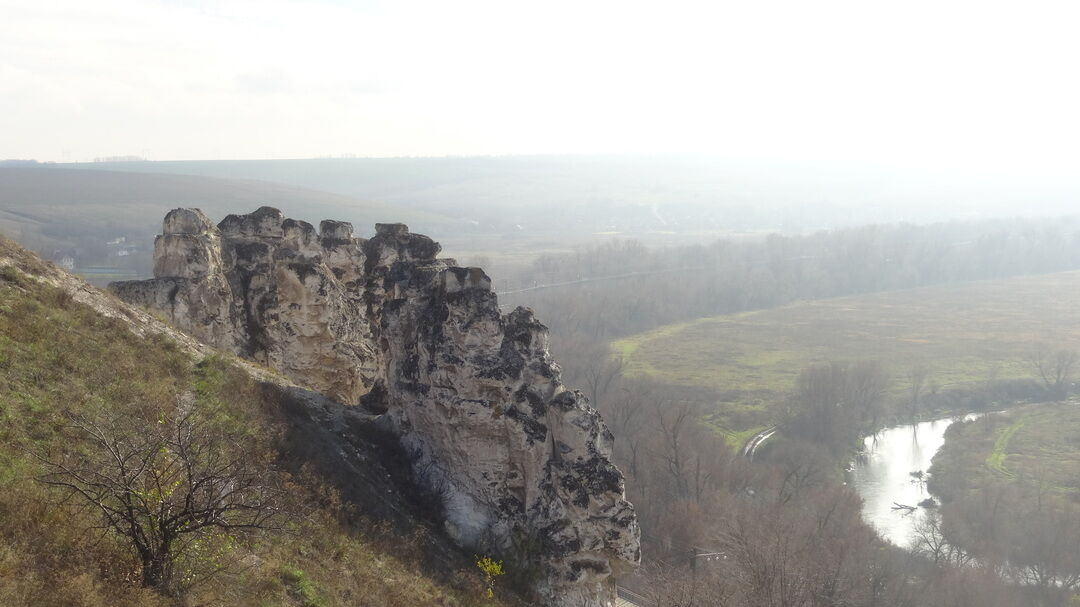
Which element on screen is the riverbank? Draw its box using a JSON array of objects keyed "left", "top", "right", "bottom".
[
  {"left": 929, "top": 400, "right": 1080, "bottom": 504},
  {"left": 849, "top": 413, "right": 981, "bottom": 546},
  {"left": 925, "top": 400, "right": 1080, "bottom": 590}
]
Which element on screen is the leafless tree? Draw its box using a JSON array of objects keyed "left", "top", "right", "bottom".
[
  {"left": 911, "top": 510, "right": 973, "bottom": 569},
  {"left": 604, "top": 384, "right": 649, "bottom": 481},
  {"left": 580, "top": 352, "right": 624, "bottom": 411},
  {"left": 845, "top": 360, "right": 890, "bottom": 430},
  {"left": 907, "top": 364, "right": 929, "bottom": 419},
  {"left": 1028, "top": 348, "right": 1077, "bottom": 399},
  {"left": 785, "top": 361, "right": 889, "bottom": 448},
  {"left": 654, "top": 400, "right": 699, "bottom": 499},
  {"left": 38, "top": 405, "right": 284, "bottom": 593},
  {"left": 770, "top": 440, "right": 831, "bottom": 506},
  {"left": 1004, "top": 504, "right": 1080, "bottom": 593}
]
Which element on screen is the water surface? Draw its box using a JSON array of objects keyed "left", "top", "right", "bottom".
[{"left": 850, "top": 414, "right": 978, "bottom": 546}]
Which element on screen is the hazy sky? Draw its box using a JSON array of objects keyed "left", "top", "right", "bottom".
[{"left": 3, "top": 0, "right": 1079, "bottom": 173}]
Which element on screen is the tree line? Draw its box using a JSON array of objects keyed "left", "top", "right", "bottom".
[
  {"left": 519, "top": 216, "right": 1080, "bottom": 604},
  {"left": 498, "top": 216, "right": 1080, "bottom": 343}
]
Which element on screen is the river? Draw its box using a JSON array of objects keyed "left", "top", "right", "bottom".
[{"left": 849, "top": 413, "right": 980, "bottom": 547}]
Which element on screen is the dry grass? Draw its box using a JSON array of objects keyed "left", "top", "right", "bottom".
[{"left": 0, "top": 243, "right": 500, "bottom": 606}]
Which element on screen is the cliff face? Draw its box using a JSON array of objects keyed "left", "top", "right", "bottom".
[{"left": 111, "top": 207, "right": 639, "bottom": 605}]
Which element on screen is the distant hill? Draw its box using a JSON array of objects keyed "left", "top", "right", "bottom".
[
  {"left": 0, "top": 167, "right": 455, "bottom": 283},
  {"left": 0, "top": 166, "right": 452, "bottom": 238},
  {"left": 1, "top": 162, "right": 760, "bottom": 284},
  {"left": 64, "top": 155, "right": 1080, "bottom": 235},
  {"left": 67, "top": 156, "right": 746, "bottom": 236}
]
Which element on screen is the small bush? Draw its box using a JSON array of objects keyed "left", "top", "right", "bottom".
[
  {"left": 475, "top": 555, "right": 504, "bottom": 599},
  {"left": 283, "top": 567, "right": 325, "bottom": 607},
  {"left": 0, "top": 265, "right": 25, "bottom": 287}
]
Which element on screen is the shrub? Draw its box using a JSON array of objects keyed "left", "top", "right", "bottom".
[
  {"left": 282, "top": 567, "right": 325, "bottom": 607},
  {"left": 475, "top": 555, "right": 504, "bottom": 599},
  {"left": 37, "top": 404, "right": 285, "bottom": 593}
]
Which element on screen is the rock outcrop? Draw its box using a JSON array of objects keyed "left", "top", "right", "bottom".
[{"left": 111, "top": 207, "right": 639, "bottom": 606}]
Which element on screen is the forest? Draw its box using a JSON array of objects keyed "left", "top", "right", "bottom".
[{"left": 503, "top": 216, "right": 1080, "bottom": 605}]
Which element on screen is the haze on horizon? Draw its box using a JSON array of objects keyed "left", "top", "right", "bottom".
[{"left": 3, "top": 0, "right": 1080, "bottom": 182}]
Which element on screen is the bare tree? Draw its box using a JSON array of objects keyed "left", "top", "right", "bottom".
[
  {"left": 785, "top": 361, "right": 888, "bottom": 448},
  {"left": 1028, "top": 348, "right": 1077, "bottom": 399},
  {"left": 604, "top": 384, "right": 649, "bottom": 481},
  {"left": 654, "top": 400, "right": 699, "bottom": 499},
  {"left": 844, "top": 360, "right": 890, "bottom": 431},
  {"left": 580, "top": 352, "right": 624, "bottom": 411},
  {"left": 38, "top": 405, "right": 284, "bottom": 593},
  {"left": 787, "top": 362, "right": 847, "bottom": 445},
  {"left": 907, "top": 364, "right": 929, "bottom": 420},
  {"left": 911, "top": 510, "right": 973, "bottom": 568}
]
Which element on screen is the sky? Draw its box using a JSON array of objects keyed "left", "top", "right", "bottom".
[{"left": 3, "top": 0, "right": 1080, "bottom": 176}]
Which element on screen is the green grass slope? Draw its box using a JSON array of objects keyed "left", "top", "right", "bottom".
[
  {"left": 0, "top": 236, "right": 500, "bottom": 607},
  {"left": 613, "top": 272, "right": 1080, "bottom": 437}
]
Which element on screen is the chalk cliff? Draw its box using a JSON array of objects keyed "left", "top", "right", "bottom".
[{"left": 111, "top": 207, "right": 639, "bottom": 605}]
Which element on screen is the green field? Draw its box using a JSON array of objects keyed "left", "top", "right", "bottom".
[
  {"left": 613, "top": 271, "right": 1080, "bottom": 436},
  {"left": 978, "top": 403, "right": 1080, "bottom": 492}
]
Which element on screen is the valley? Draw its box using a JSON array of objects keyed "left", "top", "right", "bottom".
[{"left": 613, "top": 271, "right": 1080, "bottom": 441}]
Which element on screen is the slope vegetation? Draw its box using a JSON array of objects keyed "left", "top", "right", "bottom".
[{"left": 0, "top": 236, "right": 501, "bottom": 606}]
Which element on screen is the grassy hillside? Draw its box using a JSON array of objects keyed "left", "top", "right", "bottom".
[
  {"left": 613, "top": 271, "right": 1080, "bottom": 440},
  {"left": 0, "top": 237, "right": 501, "bottom": 606}
]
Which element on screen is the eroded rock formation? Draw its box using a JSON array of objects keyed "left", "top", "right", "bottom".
[{"left": 111, "top": 207, "right": 639, "bottom": 605}]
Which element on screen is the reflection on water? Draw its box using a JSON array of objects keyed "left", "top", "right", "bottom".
[{"left": 850, "top": 414, "right": 979, "bottom": 546}]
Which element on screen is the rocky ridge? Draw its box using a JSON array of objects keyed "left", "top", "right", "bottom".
[{"left": 110, "top": 207, "right": 640, "bottom": 606}]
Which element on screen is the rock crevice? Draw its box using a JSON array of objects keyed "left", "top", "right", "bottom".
[{"left": 111, "top": 207, "right": 639, "bottom": 606}]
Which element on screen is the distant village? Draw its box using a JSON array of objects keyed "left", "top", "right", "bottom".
[{"left": 49, "top": 235, "right": 144, "bottom": 284}]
